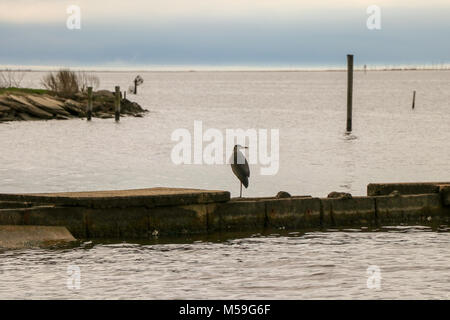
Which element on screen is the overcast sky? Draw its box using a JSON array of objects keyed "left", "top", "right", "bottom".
[{"left": 1, "top": 0, "right": 449, "bottom": 69}]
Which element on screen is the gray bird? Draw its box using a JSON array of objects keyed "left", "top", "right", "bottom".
[{"left": 230, "top": 144, "right": 250, "bottom": 197}]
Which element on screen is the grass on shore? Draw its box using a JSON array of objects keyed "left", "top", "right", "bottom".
[{"left": 0, "top": 87, "right": 51, "bottom": 95}]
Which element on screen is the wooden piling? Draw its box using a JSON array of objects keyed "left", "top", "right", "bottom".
[
  {"left": 346, "top": 54, "right": 354, "bottom": 132},
  {"left": 115, "top": 86, "right": 120, "bottom": 122},
  {"left": 412, "top": 91, "right": 416, "bottom": 109},
  {"left": 123, "top": 91, "right": 126, "bottom": 100},
  {"left": 87, "top": 87, "right": 93, "bottom": 121}
]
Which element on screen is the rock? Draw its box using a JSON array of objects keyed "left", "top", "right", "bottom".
[
  {"left": 17, "top": 113, "right": 39, "bottom": 121},
  {"left": 0, "top": 105, "right": 10, "bottom": 112},
  {"left": 96, "top": 90, "right": 114, "bottom": 97},
  {"left": 122, "top": 99, "right": 146, "bottom": 114},
  {"left": 26, "top": 95, "right": 71, "bottom": 116},
  {"left": 276, "top": 191, "right": 291, "bottom": 198},
  {"left": 6, "top": 95, "right": 54, "bottom": 119},
  {"left": 73, "top": 92, "right": 85, "bottom": 100},
  {"left": 64, "top": 99, "right": 85, "bottom": 116},
  {"left": 97, "top": 113, "right": 114, "bottom": 119},
  {"left": 327, "top": 191, "right": 353, "bottom": 199},
  {"left": 1, "top": 90, "right": 147, "bottom": 122},
  {"left": 0, "top": 115, "right": 16, "bottom": 122}
]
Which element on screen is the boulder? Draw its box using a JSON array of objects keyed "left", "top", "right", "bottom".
[
  {"left": 6, "top": 95, "right": 53, "bottom": 119},
  {"left": 26, "top": 95, "right": 71, "bottom": 116},
  {"left": 17, "top": 113, "right": 39, "bottom": 121},
  {"left": 327, "top": 191, "right": 353, "bottom": 199},
  {"left": 64, "top": 99, "right": 86, "bottom": 116},
  {"left": 1, "top": 90, "right": 147, "bottom": 122},
  {"left": 0, "top": 105, "right": 10, "bottom": 112},
  {"left": 95, "top": 90, "right": 114, "bottom": 97},
  {"left": 122, "top": 99, "right": 147, "bottom": 114},
  {"left": 276, "top": 191, "right": 292, "bottom": 198},
  {"left": 97, "top": 112, "right": 114, "bottom": 119}
]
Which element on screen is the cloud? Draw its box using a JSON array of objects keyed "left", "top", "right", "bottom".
[
  {"left": 1, "top": 0, "right": 449, "bottom": 67},
  {"left": 1, "top": 0, "right": 449, "bottom": 24}
]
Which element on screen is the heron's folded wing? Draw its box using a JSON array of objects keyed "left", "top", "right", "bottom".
[{"left": 244, "top": 158, "right": 250, "bottom": 178}]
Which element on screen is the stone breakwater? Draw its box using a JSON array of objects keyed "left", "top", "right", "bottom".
[
  {"left": 0, "top": 90, "right": 147, "bottom": 122},
  {"left": 0, "top": 182, "right": 449, "bottom": 241}
]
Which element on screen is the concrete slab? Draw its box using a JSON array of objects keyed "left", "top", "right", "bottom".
[
  {"left": 0, "top": 201, "right": 32, "bottom": 209},
  {"left": 212, "top": 200, "right": 266, "bottom": 232},
  {"left": 321, "top": 196, "right": 377, "bottom": 227},
  {"left": 0, "top": 205, "right": 87, "bottom": 238},
  {"left": 367, "top": 182, "right": 450, "bottom": 196},
  {"left": 0, "top": 225, "right": 76, "bottom": 249},
  {"left": 265, "top": 197, "right": 321, "bottom": 229},
  {"left": 0, "top": 188, "right": 231, "bottom": 209},
  {"left": 375, "top": 194, "right": 445, "bottom": 225}
]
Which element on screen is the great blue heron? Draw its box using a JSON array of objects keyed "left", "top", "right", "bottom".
[{"left": 230, "top": 144, "right": 250, "bottom": 197}]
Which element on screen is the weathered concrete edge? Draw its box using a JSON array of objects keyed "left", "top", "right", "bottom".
[
  {"left": 367, "top": 182, "right": 450, "bottom": 196},
  {"left": 0, "top": 190, "right": 231, "bottom": 209},
  {"left": 0, "top": 225, "right": 76, "bottom": 249}
]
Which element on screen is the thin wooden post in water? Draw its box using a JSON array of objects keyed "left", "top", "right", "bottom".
[
  {"left": 412, "top": 90, "right": 416, "bottom": 109},
  {"left": 115, "top": 86, "right": 121, "bottom": 122},
  {"left": 123, "top": 91, "right": 126, "bottom": 100},
  {"left": 87, "top": 87, "right": 93, "bottom": 121},
  {"left": 346, "top": 54, "right": 354, "bottom": 132}
]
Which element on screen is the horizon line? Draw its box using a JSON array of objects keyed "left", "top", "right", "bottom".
[{"left": 1, "top": 63, "right": 450, "bottom": 73}]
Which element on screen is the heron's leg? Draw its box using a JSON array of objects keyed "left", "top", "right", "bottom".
[{"left": 240, "top": 182, "right": 242, "bottom": 198}]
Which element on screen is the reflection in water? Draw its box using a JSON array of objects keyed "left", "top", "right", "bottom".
[
  {"left": 0, "top": 226, "right": 449, "bottom": 299},
  {"left": 339, "top": 132, "right": 358, "bottom": 191}
]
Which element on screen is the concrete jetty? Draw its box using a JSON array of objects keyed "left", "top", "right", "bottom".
[{"left": 0, "top": 183, "right": 449, "bottom": 240}]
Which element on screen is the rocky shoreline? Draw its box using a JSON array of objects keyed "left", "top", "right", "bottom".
[{"left": 0, "top": 89, "right": 148, "bottom": 122}]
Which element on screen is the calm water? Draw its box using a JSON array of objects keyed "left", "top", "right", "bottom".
[
  {"left": 0, "top": 226, "right": 449, "bottom": 299},
  {"left": 1, "top": 70, "right": 449, "bottom": 299},
  {"left": 2, "top": 70, "right": 450, "bottom": 197}
]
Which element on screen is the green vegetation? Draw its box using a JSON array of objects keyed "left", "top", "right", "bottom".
[{"left": 0, "top": 87, "right": 51, "bottom": 95}]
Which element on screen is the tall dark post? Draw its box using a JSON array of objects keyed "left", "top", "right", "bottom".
[
  {"left": 87, "top": 87, "right": 93, "bottom": 121},
  {"left": 115, "top": 86, "right": 121, "bottom": 122},
  {"left": 346, "top": 54, "right": 354, "bottom": 132},
  {"left": 412, "top": 91, "right": 416, "bottom": 109},
  {"left": 134, "top": 79, "right": 137, "bottom": 94}
]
